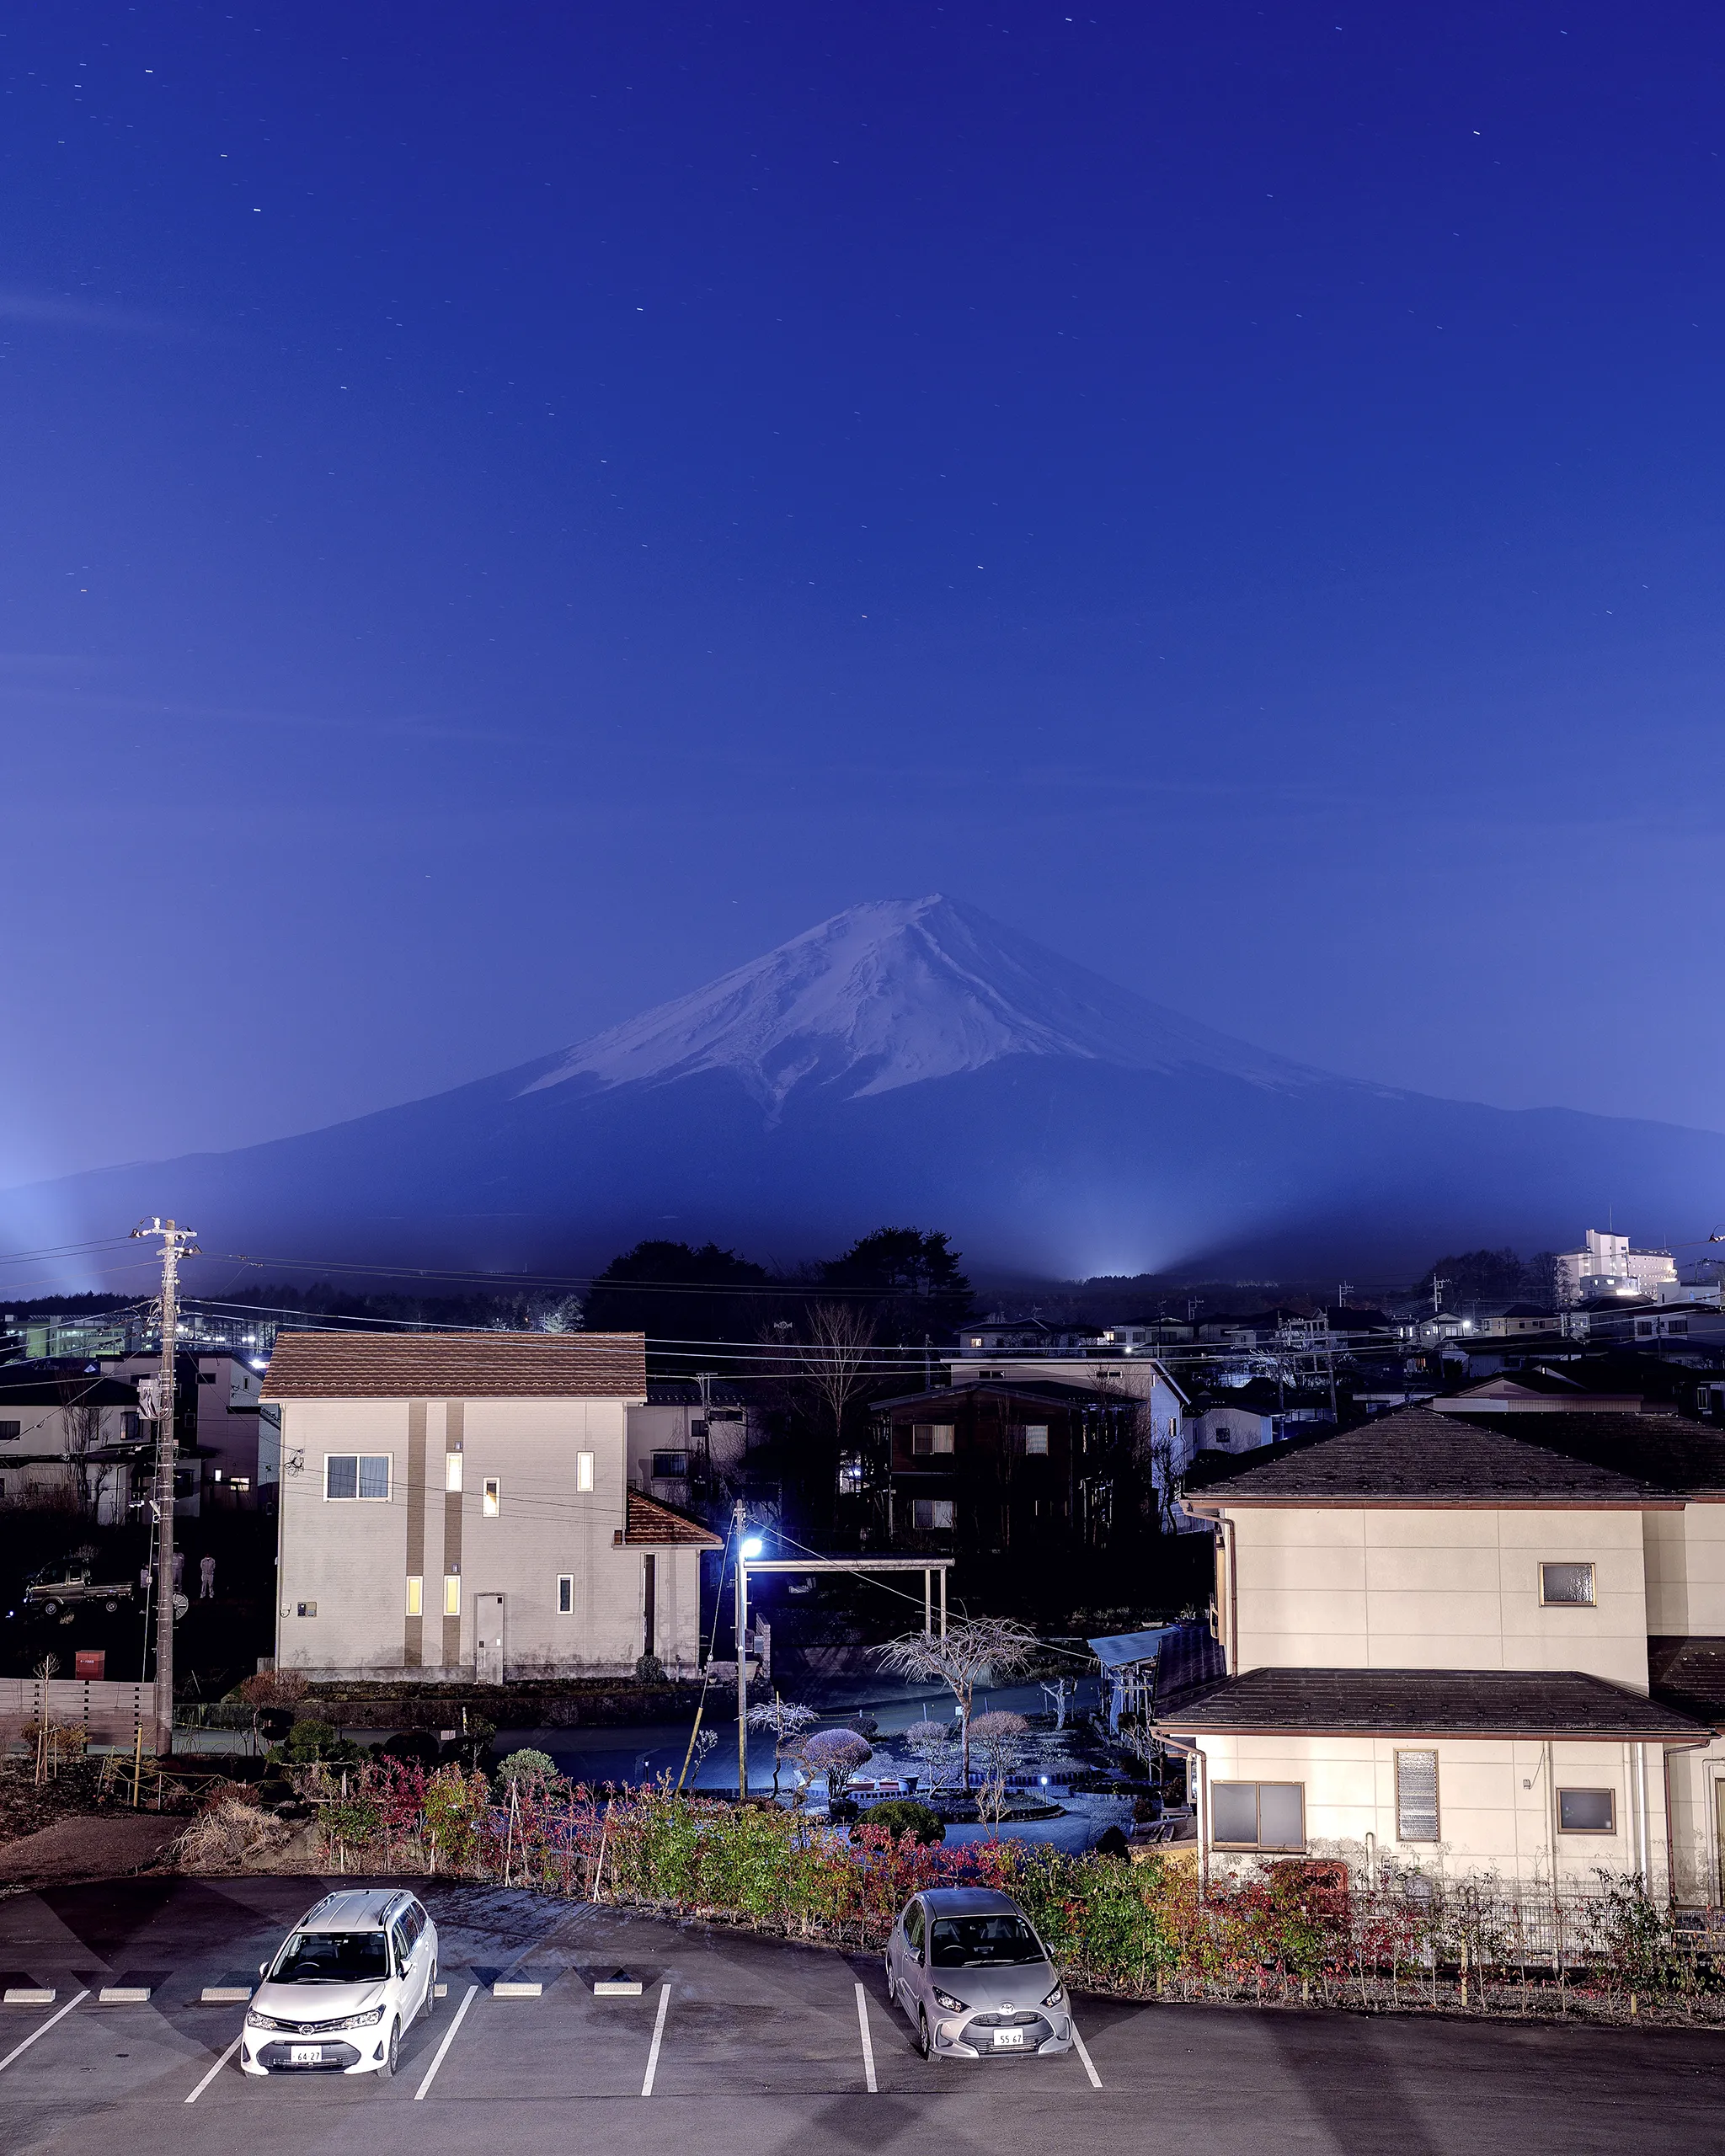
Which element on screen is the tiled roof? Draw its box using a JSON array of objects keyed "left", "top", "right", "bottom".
[
  {"left": 1152, "top": 1623, "right": 1228, "bottom": 1712},
  {"left": 1186, "top": 1406, "right": 1655, "bottom": 1506},
  {"left": 260, "top": 1331, "right": 646, "bottom": 1401},
  {"left": 623, "top": 1487, "right": 723, "bottom": 1547},
  {"left": 1648, "top": 1636, "right": 1725, "bottom": 1729},
  {"left": 1157, "top": 1667, "right": 1706, "bottom": 1740},
  {"left": 1450, "top": 1411, "right": 1725, "bottom": 1499}
]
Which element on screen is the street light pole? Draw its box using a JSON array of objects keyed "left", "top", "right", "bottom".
[{"left": 734, "top": 1502, "right": 764, "bottom": 1801}]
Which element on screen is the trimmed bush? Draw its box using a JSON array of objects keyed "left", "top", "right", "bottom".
[{"left": 862, "top": 1799, "right": 944, "bottom": 1846}]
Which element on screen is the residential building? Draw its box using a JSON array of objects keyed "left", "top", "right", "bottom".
[
  {"left": 626, "top": 1379, "right": 758, "bottom": 1523},
  {"left": 110, "top": 1350, "right": 270, "bottom": 1508},
  {"left": 260, "top": 1331, "right": 718, "bottom": 1682},
  {"left": 1555, "top": 1229, "right": 1677, "bottom": 1306},
  {"left": 874, "top": 1378, "right": 1149, "bottom": 1554},
  {"left": 1475, "top": 1304, "right": 1562, "bottom": 1341},
  {"left": 0, "top": 1359, "right": 145, "bottom": 1520},
  {"left": 1163, "top": 1405, "right": 1725, "bottom": 1902}
]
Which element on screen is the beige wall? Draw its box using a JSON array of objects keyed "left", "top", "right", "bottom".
[
  {"left": 1225, "top": 1507, "right": 1651, "bottom": 1688},
  {"left": 1642, "top": 1502, "right": 1725, "bottom": 1636},
  {"left": 1195, "top": 1730, "right": 1665, "bottom": 1890},
  {"left": 1667, "top": 1738, "right": 1725, "bottom": 1905},
  {"left": 275, "top": 1394, "right": 704, "bottom": 1678}
]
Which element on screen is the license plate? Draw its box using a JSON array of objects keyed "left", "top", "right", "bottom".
[
  {"left": 993, "top": 2028, "right": 1025, "bottom": 2047},
  {"left": 289, "top": 2045, "right": 323, "bottom": 2065}
]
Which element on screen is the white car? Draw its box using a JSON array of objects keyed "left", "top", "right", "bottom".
[
  {"left": 241, "top": 1888, "right": 438, "bottom": 2078},
  {"left": 884, "top": 1887, "right": 1072, "bottom": 2060}
]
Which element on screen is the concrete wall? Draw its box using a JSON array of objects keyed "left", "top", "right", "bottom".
[
  {"left": 1195, "top": 1730, "right": 1667, "bottom": 1890},
  {"left": 275, "top": 1395, "right": 702, "bottom": 1679},
  {"left": 1225, "top": 1507, "right": 1652, "bottom": 1688}
]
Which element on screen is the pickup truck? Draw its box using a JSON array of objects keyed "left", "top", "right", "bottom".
[{"left": 23, "top": 1566, "right": 136, "bottom": 1616}]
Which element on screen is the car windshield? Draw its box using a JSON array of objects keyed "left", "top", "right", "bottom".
[
  {"left": 271, "top": 1929, "right": 389, "bottom": 1983},
  {"left": 929, "top": 1915, "right": 1044, "bottom": 1968}
]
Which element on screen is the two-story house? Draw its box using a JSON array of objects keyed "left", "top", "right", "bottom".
[
  {"left": 1162, "top": 1405, "right": 1725, "bottom": 1901},
  {"left": 261, "top": 1331, "right": 719, "bottom": 1682}
]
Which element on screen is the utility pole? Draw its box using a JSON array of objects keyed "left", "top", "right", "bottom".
[
  {"left": 733, "top": 1499, "right": 750, "bottom": 1800},
  {"left": 132, "top": 1218, "right": 198, "bottom": 1755}
]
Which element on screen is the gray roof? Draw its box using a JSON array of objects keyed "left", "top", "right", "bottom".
[
  {"left": 1648, "top": 1636, "right": 1725, "bottom": 1730},
  {"left": 1156, "top": 1667, "right": 1706, "bottom": 1740},
  {"left": 1185, "top": 1403, "right": 1725, "bottom": 1507}
]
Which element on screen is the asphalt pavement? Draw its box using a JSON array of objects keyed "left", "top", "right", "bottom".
[{"left": 0, "top": 1875, "right": 1719, "bottom": 2156}]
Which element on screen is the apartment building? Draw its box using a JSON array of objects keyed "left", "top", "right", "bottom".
[
  {"left": 1164, "top": 1405, "right": 1725, "bottom": 1901},
  {"left": 261, "top": 1331, "right": 718, "bottom": 1682}
]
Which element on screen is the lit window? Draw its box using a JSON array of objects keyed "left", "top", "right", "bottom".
[
  {"left": 446, "top": 1449, "right": 463, "bottom": 1492},
  {"left": 577, "top": 1450, "right": 595, "bottom": 1492},
  {"left": 911, "top": 1497, "right": 954, "bottom": 1529},
  {"left": 558, "top": 1573, "right": 574, "bottom": 1614},
  {"left": 443, "top": 1575, "right": 461, "bottom": 1617},
  {"left": 1210, "top": 1781, "right": 1305, "bottom": 1851},
  {"left": 1022, "top": 1424, "right": 1049, "bottom": 1455},
  {"left": 325, "top": 1454, "right": 391, "bottom": 1501},
  {"left": 911, "top": 1422, "right": 956, "bottom": 1455},
  {"left": 1541, "top": 1561, "right": 1596, "bottom": 1607},
  {"left": 405, "top": 1576, "right": 423, "bottom": 1616},
  {"left": 1395, "top": 1750, "right": 1439, "bottom": 1842},
  {"left": 1558, "top": 1788, "right": 1616, "bottom": 1833},
  {"left": 838, "top": 1452, "right": 866, "bottom": 1495},
  {"left": 483, "top": 1477, "right": 501, "bottom": 1517}
]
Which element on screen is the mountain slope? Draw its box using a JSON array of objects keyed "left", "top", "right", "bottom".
[{"left": 3, "top": 897, "right": 1721, "bottom": 1283}]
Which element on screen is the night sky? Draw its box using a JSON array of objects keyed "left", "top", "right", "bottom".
[{"left": 4, "top": 3, "right": 1723, "bottom": 1187}]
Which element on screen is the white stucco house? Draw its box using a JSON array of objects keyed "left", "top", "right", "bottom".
[
  {"left": 261, "top": 1331, "right": 719, "bottom": 1681},
  {"left": 1163, "top": 1404, "right": 1725, "bottom": 1901}
]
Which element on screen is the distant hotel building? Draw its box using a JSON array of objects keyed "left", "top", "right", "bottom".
[{"left": 1554, "top": 1228, "right": 1677, "bottom": 1306}]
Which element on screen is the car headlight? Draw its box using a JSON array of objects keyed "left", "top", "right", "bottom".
[
  {"left": 245, "top": 2010, "right": 285, "bottom": 2031},
  {"left": 324, "top": 2006, "right": 387, "bottom": 2031},
  {"left": 1040, "top": 1981, "right": 1065, "bottom": 2008},
  {"left": 932, "top": 1988, "right": 969, "bottom": 2012}
]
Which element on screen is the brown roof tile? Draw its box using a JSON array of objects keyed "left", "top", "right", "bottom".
[
  {"left": 624, "top": 1488, "right": 723, "bottom": 1547},
  {"left": 260, "top": 1330, "right": 646, "bottom": 1401},
  {"left": 1157, "top": 1666, "right": 1706, "bottom": 1741}
]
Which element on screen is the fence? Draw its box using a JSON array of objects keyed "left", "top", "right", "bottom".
[
  {"left": 234, "top": 1764, "right": 1725, "bottom": 2025},
  {"left": 0, "top": 1678, "right": 156, "bottom": 1755}
]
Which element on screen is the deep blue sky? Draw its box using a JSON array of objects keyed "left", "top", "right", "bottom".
[{"left": 4, "top": 2, "right": 1724, "bottom": 1186}]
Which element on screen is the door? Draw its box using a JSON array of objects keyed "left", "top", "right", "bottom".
[{"left": 476, "top": 1593, "right": 505, "bottom": 1684}]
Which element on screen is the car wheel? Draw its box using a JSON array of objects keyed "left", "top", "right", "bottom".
[
  {"left": 422, "top": 1966, "right": 437, "bottom": 2020},
  {"left": 104, "top": 1598, "right": 119, "bottom": 1614},
  {"left": 379, "top": 2018, "right": 399, "bottom": 2078},
  {"left": 883, "top": 1957, "right": 895, "bottom": 2003},
  {"left": 917, "top": 2009, "right": 933, "bottom": 2062},
  {"left": 40, "top": 1600, "right": 59, "bottom": 1617}
]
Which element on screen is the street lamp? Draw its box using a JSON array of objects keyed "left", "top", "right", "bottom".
[{"left": 735, "top": 1523, "right": 765, "bottom": 1796}]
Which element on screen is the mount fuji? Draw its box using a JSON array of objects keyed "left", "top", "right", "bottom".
[{"left": 8, "top": 895, "right": 1724, "bottom": 1283}]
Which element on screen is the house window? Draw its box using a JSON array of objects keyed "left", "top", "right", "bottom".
[
  {"left": 653, "top": 1450, "right": 690, "bottom": 1479},
  {"left": 483, "top": 1477, "right": 501, "bottom": 1516},
  {"left": 1215, "top": 1425, "right": 1231, "bottom": 1447},
  {"left": 558, "top": 1573, "right": 574, "bottom": 1614},
  {"left": 1558, "top": 1788, "right": 1616, "bottom": 1833},
  {"left": 1541, "top": 1561, "right": 1596, "bottom": 1607},
  {"left": 1395, "top": 1749, "right": 1440, "bottom": 1842},
  {"left": 231, "top": 1476, "right": 249, "bottom": 1492},
  {"left": 120, "top": 1412, "right": 139, "bottom": 1442},
  {"left": 1665, "top": 1318, "right": 1690, "bottom": 1336},
  {"left": 0, "top": 1421, "right": 19, "bottom": 1441},
  {"left": 445, "top": 1449, "right": 464, "bottom": 1492},
  {"left": 1210, "top": 1781, "right": 1305, "bottom": 1850},
  {"left": 1021, "top": 1424, "right": 1049, "bottom": 1456},
  {"left": 837, "top": 1452, "right": 866, "bottom": 1495},
  {"left": 577, "top": 1450, "right": 595, "bottom": 1492},
  {"left": 911, "top": 1497, "right": 955, "bottom": 1529},
  {"left": 443, "top": 1574, "right": 462, "bottom": 1617},
  {"left": 325, "top": 1454, "right": 391, "bottom": 1501},
  {"left": 911, "top": 1422, "right": 956, "bottom": 1455},
  {"left": 405, "top": 1576, "right": 423, "bottom": 1616}
]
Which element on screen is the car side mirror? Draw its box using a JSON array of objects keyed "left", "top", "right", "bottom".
[{"left": 259, "top": 1961, "right": 269, "bottom": 1977}]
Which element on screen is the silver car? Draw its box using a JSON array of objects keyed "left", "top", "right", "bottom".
[
  {"left": 241, "top": 1888, "right": 438, "bottom": 2078},
  {"left": 884, "top": 1886, "right": 1072, "bottom": 2060}
]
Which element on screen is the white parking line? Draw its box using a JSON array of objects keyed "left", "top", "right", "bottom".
[
  {"left": 185, "top": 2034, "right": 243, "bottom": 2104},
  {"left": 414, "top": 1983, "right": 479, "bottom": 2100},
  {"left": 1070, "top": 2020, "right": 1103, "bottom": 2090},
  {"left": 640, "top": 1982, "right": 671, "bottom": 2096},
  {"left": 854, "top": 1983, "right": 878, "bottom": 2093},
  {"left": 0, "top": 1991, "right": 88, "bottom": 2075}
]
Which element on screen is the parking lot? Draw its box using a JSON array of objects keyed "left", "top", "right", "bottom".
[{"left": 1, "top": 1876, "right": 1722, "bottom": 2156}]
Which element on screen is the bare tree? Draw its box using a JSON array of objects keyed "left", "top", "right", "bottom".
[
  {"left": 874, "top": 1616, "right": 1039, "bottom": 1790},
  {"left": 56, "top": 1380, "right": 104, "bottom": 1520},
  {"left": 903, "top": 1716, "right": 959, "bottom": 1794},
  {"left": 969, "top": 1709, "right": 1029, "bottom": 1828},
  {"left": 791, "top": 1301, "right": 878, "bottom": 1443},
  {"left": 745, "top": 1694, "right": 817, "bottom": 1799}
]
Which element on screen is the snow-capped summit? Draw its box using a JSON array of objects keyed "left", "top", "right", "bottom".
[{"left": 521, "top": 894, "right": 1317, "bottom": 1111}]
